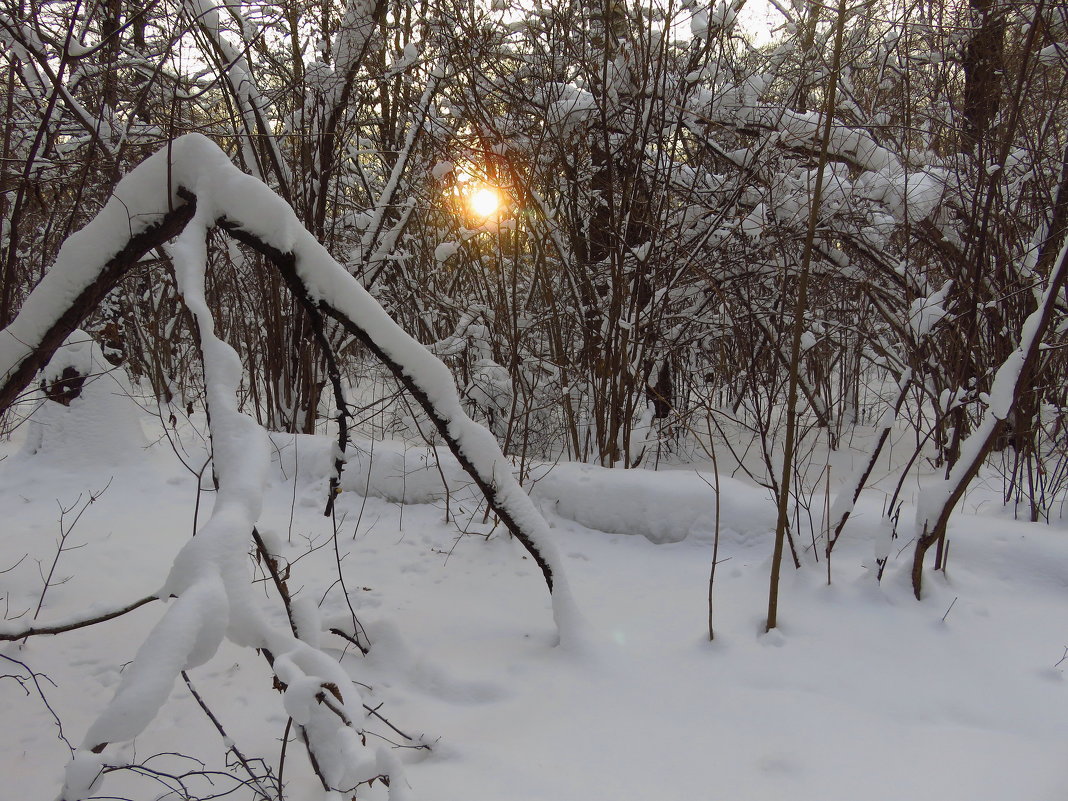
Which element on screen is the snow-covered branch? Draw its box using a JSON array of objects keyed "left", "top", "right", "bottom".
[
  {"left": 910, "top": 146, "right": 1068, "bottom": 598},
  {"left": 0, "top": 133, "right": 580, "bottom": 800}
]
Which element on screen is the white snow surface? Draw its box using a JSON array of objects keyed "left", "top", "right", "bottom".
[{"left": 2, "top": 410, "right": 1067, "bottom": 801}]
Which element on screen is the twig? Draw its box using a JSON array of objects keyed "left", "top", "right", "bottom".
[
  {"left": 329, "top": 505, "right": 370, "bottom": 653},
  {"left": 250, "top": 527, "right": 298, "bottom": 637},
  {"left": 0, "top": 653, "right": 73, "bottom": 755},
  {"left": 362, "top": 701, "right": 428, "bottom": 746},
  {"left": 276, "top": 717, "right": 293, "bottom": 798},
  {"left": 192, "top": 456, "right": 212, "bottom": 535},
  {"left": 100, "top": 750, "right": 273, "bottom": 800},
  {"left": 33, "top": 478, "right": 113, "bottom": 622},
  {"left": 940, "top": 596, "right": 958, "bottom": 623},
  {"left": 351, "top": 438, "right": 375, "bottom": 540},
  {"left": 0, "top": 594, "right": 158, "bottom": 641},
  {"left": 181, "top": 670, "right": 277, "bottom": 800},
  {"left": 328, "top": 627, "right": 369, "bottom": 652},
  {"left": 696, "top": 421, "right": 722, "bottom": 641},
  {"left": 0, "top": 553, "right": 27, "bottom": 574}
]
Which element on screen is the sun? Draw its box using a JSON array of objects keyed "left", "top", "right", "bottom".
[{"left": 469, "top": 186, "right": 501, "bottom": 218}]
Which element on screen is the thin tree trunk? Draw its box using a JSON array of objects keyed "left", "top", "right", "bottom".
[{"left": 768, "top": 0, "right": 849, "bottom": 631}]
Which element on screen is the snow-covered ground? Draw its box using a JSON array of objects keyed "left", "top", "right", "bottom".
[{"left": 2, "top": 380, "right": 1067, "bottom": 801}]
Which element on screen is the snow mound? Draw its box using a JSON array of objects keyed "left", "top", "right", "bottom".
[
  {"left": 268, "top": 433, "right": 777, "bottom": 544},
  {"left": 339, "top": 438, "right": 476, "bottom": 504},
  {"left": 266, "top": 432, "right": 478, "bottom": 506},
  {"left": 529, "top": 462, "right": 776, "bottom": 544},
  {"left": 21, "top": 330, "right": 146, "bottom": 465}
]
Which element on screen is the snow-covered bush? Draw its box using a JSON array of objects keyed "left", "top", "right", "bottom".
[{"left": 22, "top": 330, "right": 145, "bottom": 465}]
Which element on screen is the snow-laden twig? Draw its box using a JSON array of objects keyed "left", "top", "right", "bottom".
[{"left": 359, "top": 70, "right": 443, "bottom": 287}]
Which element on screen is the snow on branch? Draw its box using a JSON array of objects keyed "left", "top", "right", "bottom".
[
  {"left": 182, "top": 0, "right": 293, "bottom": 198},
  {"left": 0, "top": 133, "right": 581, "bottom": 800},
  {"left": 204, "top": 176, "right": 579, "bottom": 624},
  {"left": 910, "top": 148, "right": 1068, "bottom": 599},
  {"left": 0, "top": 196, "right": 195, "bottom": 413}
]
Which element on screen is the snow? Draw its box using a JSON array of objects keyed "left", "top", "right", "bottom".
[
  {"left": 740, "top": 203, "right": 766, "bottom": 238},
  {"left": 2, "top": 128, "right": 1067, "bottom": 801},
  {"left": 20, "top": 331, "right": 146, "bottom": 465},
  {"left": 3, "top": 413, "right": 1067, "bottom": 801},
  {"left": 690, "top": 8, "right": 709, "bottom": 39},
  {"left": 81, "top": 578, "right": 229, "bottom": 749},
  {"left": 60, "top": 752, "right": 104, "bottom": 801},
  {"left": 434, "top": 241, "right": 460, "bottom": 262},
  {"left": 0, "top": 132, "right": 609, "bottom": 796},
  {"left": 907, "top": 281, "right": 952, "bottom": 339},
  {"left": 66, "top": 38, "right": 91, "bottom": 57},
  {"left": 530, "top": 461, "right": 775, "bottom": 544},
  {"left": 858, "top": 165, "right": 945, "bottom": 222},
  {"left": 542, "top": 82, "right": 597, "bottom": 131},
  {"left": 387, "top": 42, "right": 421, "bottom": 75},
  {"left": 1038, "top": 42, "right": 1066, "bottom": 66}
]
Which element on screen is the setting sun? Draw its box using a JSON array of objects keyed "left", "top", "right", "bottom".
[{"left": 469, "top": 186, "right": 501, "bottom": 218}]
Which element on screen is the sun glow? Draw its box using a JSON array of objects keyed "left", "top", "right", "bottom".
[{"left": 469, "top": 186, "right": 502, "bottom": 218}]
